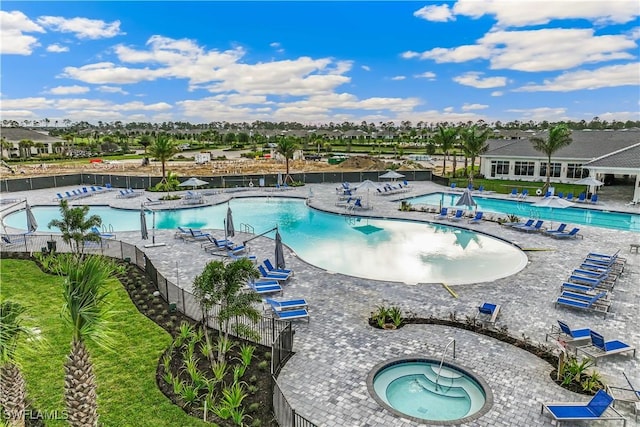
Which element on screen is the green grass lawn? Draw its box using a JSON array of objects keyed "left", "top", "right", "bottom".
[{"left": 1, "top": 259, "right": 209, "bottom": 427}]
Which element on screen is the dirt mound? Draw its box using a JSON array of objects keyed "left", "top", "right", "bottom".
[{"left": 338, "top": 156, "right": 391, "bottom": 170}]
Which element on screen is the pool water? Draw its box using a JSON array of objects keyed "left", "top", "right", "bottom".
[
  {"left": 405, "top": 192, "right": 640, "bottom": 232},
  {"left": 372, "top": 360, "right": 487, "bottom": 422},
  {"left": 5, "top": 198, "right": 527, "bottom": 285}
]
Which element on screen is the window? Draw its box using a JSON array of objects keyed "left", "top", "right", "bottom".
[
  {"left": 514, "top": 161, "right": 535, "bottom": 176},
  {"left": 490, "top": 160, "right": 510, "bottom": 177},
  {"left": 567, "top": 163, "right": 588, "bottom": 179},
  {"left": 540, "top": 162, "right": 561, "bottom": 178}
]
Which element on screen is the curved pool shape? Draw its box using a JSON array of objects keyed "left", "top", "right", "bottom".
[
  {"left": 369, "top": 358, "right": 491, "bottom": 423},
  {"left": 4, "top": 198, "right": 527, "bottom": 284}
]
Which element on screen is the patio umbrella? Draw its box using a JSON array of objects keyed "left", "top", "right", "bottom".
[
  {"left": 225, "top": 205, "right": 235, "bottom": 238},
  {"left": 275, "top": 229, "right": 285, "bottom": 269},
  {"left": 532, "top": 196, "right": 575, "bottom": 208},
  {"left": 140, "top": 205, "right": 148, "bottom": 240},
  {"left": 574, "top": 176, "right": 604, "bottom": 195},
  {"left": 455, "top": 189, "right": 477, "bottom": 209},
  {"left": 354, "top": 179, "right": 379, "bottom": 208},
  {"left": 25, "top": 202, "right": 37, "bottom": 233},
  {"left": 379, "top": 170, "right": 405, "bottom": 181},
  {"left": 177, "top": 177, "right": 208, "bottom": 189}
]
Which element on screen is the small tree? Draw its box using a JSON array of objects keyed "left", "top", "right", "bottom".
[
  {"left": 0, "top": 299, "right": 36, "bottom": 427},
  {"left": 192, "top": 259, "right": 261, "bottom": 363},
  {"left": 47, "top": 199, "right": 102, "bottom": 255},
  {"left": 276, "top": 137, "right": 299, "bottom": 184},
  {"left": 433, "top": 126, "right": 458, "bottom": 176},
  {"left": 531, "top": 124, "right": 573, "bottom": 192},
  {"left": 148, "top": 135, "right": 178, "bottom": 183},
  {"left": 461, "top": 125, "right": 491, "bottom": 186}
]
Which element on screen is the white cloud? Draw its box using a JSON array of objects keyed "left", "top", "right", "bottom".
[
  {"left": 400, "top": 51, "right": 420, "bottom": 59},
  {"left": 409, "top": 28, "right": 637, "bottom": 72},
  {"left": 453, "top": 72, "right": 506, "bottom": 88},
  {"left": 46, "top": 43, "right": 69, "bottom": 53},
  {"left": 270, "top": 42, "right": 281, "bottom": 48},
  {"left": 414, "top": 71, "right": 436, "bottom": 80},
  {"left": 413, "top": 5, "right": 455, "bottom": 22},
  {"left": 462, "top": 103, "right": 489, "bottom": 111},
  {"left": 61, "top": 62, "right": 161, "bottom": 84},
  {"left": 491, "top": 91, "right": 503, "bottom": 96},
  {"left": 515, "top": 63, "right": 640, "bottom": 92},
  {"left": 443, "top": 107, "right": 454, "bottom": 113},
  {"left": 96, "top": 86, "right": 129, "bottom": 95},
  {"left": 391, "top": 75, "right": 406, "bottom": 81},
  {"left": 36, "top": 16, "right": 123, "bottom": 39},
  {"left": 48, "top": 85, "right": 90, "bottom": 95},
  {"left": 361, "top": 65, "right": 371, "bottom": 71},
  {"left": 0, "top": 11, "right": 45, "bottom": 55},
  {"left": 505, "top": 106, "right": 569, "bottom": 121},
  {"left": 452, "top": 0, "right": 639, "bottom": 27},
  {"left": 0, "top": 97, "right": 54, "bottom": 109}
]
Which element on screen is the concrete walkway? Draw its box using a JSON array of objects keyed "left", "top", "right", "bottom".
[{"left": 1, "top": 181, "right": 639, "bottom": 427}]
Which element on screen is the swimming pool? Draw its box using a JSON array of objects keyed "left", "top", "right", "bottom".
[
  {"left": 405, "top": 193, "right": 640, "bottom": 232},
  {"left": 4, "top": 198, "right": 527, "bottom": 285}
]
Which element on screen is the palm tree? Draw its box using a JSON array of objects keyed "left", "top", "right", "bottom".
[
  {"left": 432, "top": 126, "right": 458, "bottom": 176},
  {"left": 0, "top": 299, "right": 35, "bottom": 427},
  {"left": 531, "top": 124, "right": 573, "bottom": 192},
  {"left": 276, "top": 137, "right": 299, "bottom": 184},
  {"left": 148, "top": 135, "right": 177, "bottom": 183},
  {"left": 461, "top": 125, "right": 491, "bottom": 186},
  {"left": 47, "top": 200, "right": 102, "bottom": 255},
  {"left": 59, "top": 256, "right": 116, "bottom": 427},
  {"left": 192, "top": 259, "right": 261, "bottom": 363}
]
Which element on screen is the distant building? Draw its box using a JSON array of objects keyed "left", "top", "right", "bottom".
[{"left": 0, "top": 127, "right": 62, "bottom": 157}]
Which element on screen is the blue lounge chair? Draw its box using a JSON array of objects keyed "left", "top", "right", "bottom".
[
  {"left": 567, "top": 274, "right": 614, "bottom": 289},
  {"left": 263, "top": 259, "right": 293, "bottom": 275},
  {"left": 572, "top": 268, "right": 617, "bottom": 283},
  {"left": 560, "top": 281, "right": 609, "bottom": 295},
  {"left": 248, "top": 281, "right": 282, "bottom": 294},
  {"left": 545, "top": 320, "right": 593, "bottom": 343},
  {"left": 551, "top": 228, "right": 581, "bottom": 239},
  {"left": 476, "top": 185, "right": 484, "bottom": 193},
  {"left": 434, "top": 207, "right": 448, "bottom": 220},
  {"left": 541, "top": 389, "right": 625, "bottom": 426},
  {"left": 557, "top": 191, "right": 564, "bottom": 199},
  {"left": 586, "top": 250, "right": 622, "bottom": 262},
  {"left": 559, "top": 290, "right": 610, "bottom": 305},
  {"left": 468, "top": 211, "right": 483, "bottom": 224},
  {"left": 228, "top": 252, "right": 257, "bottom": 262},
  {"left": 257, "top": 265, "right": 290, "bottom": 281},
  {"left": 576, "top": 192, "right": 587, "bottom": 203},
  {"left": 517, "top": 219, "right": 545, "bottom": 233},
  {"left": 475, "top": 302, "right": 500, "bottom": 326},
  {"left": 518, "top": 189, "right": 529, "bottom": 200},
  {"left": 272, "top": 308, "right": 309, "bottom": 321},
  {"left": 448, "top": 209, "right": 464, "bottom": 222},
  {"left": 565, "top": 192, "right": 574, "bottom": 201},
  {"left": 544, "top": 223, "right": 567, "bottom": 235},
  {"left": 186, "top": 228, "right": 211, "bottom": 241},
  {"left": 577, "top": 331, "right": 636, "bottom": 365},
  {"left": 226, "top": 244, "right": 248, "bottom": 255},
  {"left": 508, "top": 188, "right": 519, "bottom": 198},
  {"left": 450, "top": 182, "right": 457, "bottom": 191},
  {"left": 590, "top": 194, "right": 599, "bottom": 204},
  {"left": 90, "top": 226, "right": 115, "bottom": 239},
  {"left": 555, "top": 292, "right": 609, "bottom": 317},
  {"left": 266, "top": 297, "right": 308, "bottom": 311},
  {"left": 509, "top": 219, "right": 534, "bottom": 229}
]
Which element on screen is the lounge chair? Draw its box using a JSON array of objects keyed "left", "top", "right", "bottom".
[
  {"left": 518, "top": 189, "right": 529, "bottom": 200},
  {"left": 450, "top": 182, "right": 457, "bottom": 191},
  {"left": 263, "top": 259, "right": 293, "bottom": 275},
  {"left": 186, "top": 228, "right": 211, "bottom": 241},
  {"left": 202, "top": 235, "right": 234, "bottom": 250},
  {"left": 448, "top": 209, "right": 464, "bottom": 222},
  {"left": 508, "top": 219, "right": 534, "bottom": 229},
  {"left": 265, "top": 297, "right": 308, "bottom": 311},
  {"left": 567, "top": 274, "right": 614, "bottom": 289},
  {"left": 228, "top": 252, "right": 257, "bottom": 262},
  {"left": 557, "top": 192, "right": 564, "bottom": 199},
  {"left": 257, "top": 265, "right": 290, "bottom": 281},
  {"left": 543, "top": 223, "right": 567, "bottom": 235},
  {"left": 558, "top": 290, "right": 610, "bottom": 306},
  {"left": 606, "top": 372, "right": 640, "bottom": 422},
  {"left": 508, "top": 188, "right": 519, "bottom": 198},
  {"left": 586, "top": 250, "right": 622, "bottom": 262},
  {"left": 565, "top": 192, "right": 574, "bottom": 201},
  {"left": 434, "top": 207, "right": 448, "bottom": 220},
  {"left": 474, "top": 302, "right": 500, "bottom": 326},
  {"left": 468, "top": 211, "right": 483, "bottom": 224},
  {"left": 144, "top": 197, "right": 164, "bottom": 206},
  {"left": 590, "top": 194, "right": 599, "bottom": 204},
  {"left": 248, "top": 281, "right": 282, "bottom": 295},
  {"left": 545, "top": 320, "right": 593, "bottom": 344},
  {"left": 90, "top": 226, "right": 115, "bottom": 239},
  {"left": 576, "top": 192, "right": 587, "bottom": 203},
  {"left": 577, "top": 331, "right": 636, "bottom": 365},
  {"left": 226, "top": 244, "right": 248, "bottom": 255},
  {"left": 551, "top": 228, "right": 581, "bottom": 239},
  {"left": 561, "top": 281, "right": 612, "bottom": 295},
  {"left": 555, "top": 292, "right": 610, "bottom": 317},
  {"left": 541, "top": 389, "right": 626, "bottom": 426},
  {"left": 272, "top": 308, "right": 310, "bottom": 321},
  {"left": 517, "top": 219, "right": 545, "bottom": 233}
]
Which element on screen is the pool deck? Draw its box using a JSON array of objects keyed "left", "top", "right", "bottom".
[{"left": 2, "top": 181, "right": 639, "bottom": 427}]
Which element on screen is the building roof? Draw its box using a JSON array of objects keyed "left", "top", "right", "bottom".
[
  {"left": 482, "top": 129, "right": 640, "bottom": 161},
  {"left": 0, "top": 127, "right": 63, "bottom": 143},
  {"left": 583, "top": 143, "right": 640, "bottom": 169}
]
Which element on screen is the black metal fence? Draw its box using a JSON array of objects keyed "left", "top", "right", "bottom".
[
  {"left": 1, "top": 235, "right": 316, "bottom": 426},
  {"left": 1, "top": 170, "right": 432, "bottom": 193}
]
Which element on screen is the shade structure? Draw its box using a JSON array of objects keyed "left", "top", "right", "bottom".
[
  {"left": 178, "top": 177, "right": 208, "bottom": 189},
  {"left": 354, "top": 179, "right": 379, "bottom": 208},
  {"left": 140, "top": 206, "right": 148, "bottom": 240},
  {"left": 455, "top": 189, "right": 477, "bottom": 208},
  {"left": 26, "top": 202, "right": 37, "bottom": 233},
  {"left": 532, "top": 196, "right": 575, "bottom": 208},
  {"left": 225, "top": 206, "right": 235, "bottom": 238},
  {"left": 274, "top": 229, "right": 285, "bottom": 269},
  {"left": 574, "top": 176, "right": 604, "bottom": 195},
  {"left": 379, "top": 170, "right": 405, "bottom": 180}
]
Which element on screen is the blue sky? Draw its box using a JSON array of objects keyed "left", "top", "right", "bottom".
[{"left": 1, "top": 1, "right": 639, "bottom": 126}]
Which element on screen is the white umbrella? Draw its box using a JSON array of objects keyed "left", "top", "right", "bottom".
[
  {"left": 379, "top": 170, "right": 405, "bottom": 180},
  {"left": 455, "top": 189, "right": 476, "bottom": 209},
  {"left": 574, "top": 176, "right": 604, "bottom": 195},
  {"left": 354, "top": 180, "right": 379, "bottom": 208},
  {"left": 532, "top": 196, "right": 575, "bottom": 208},
  {"left": 25, "top": 202, "right": 37, "bottom": 233},
  {"left": 178, "top": 177, "right": 208, "bottom": 189}
]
